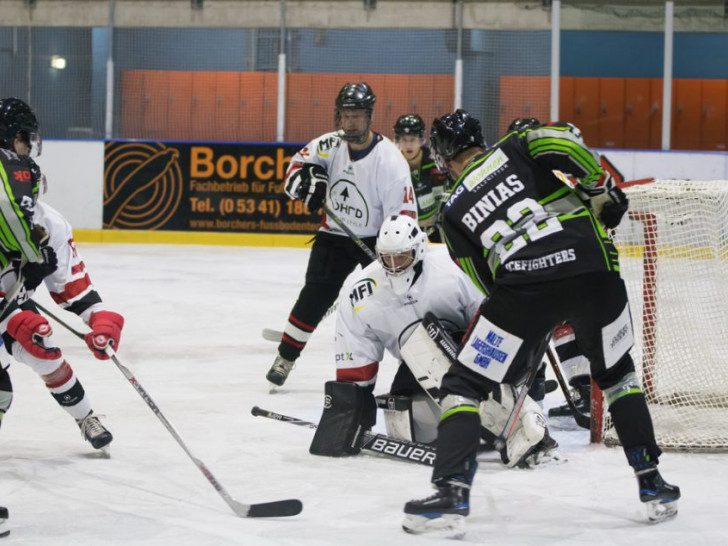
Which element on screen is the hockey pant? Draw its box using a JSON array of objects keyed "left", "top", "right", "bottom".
[
  {"left": 278, "top": 231, "right": 375, "bottom": 361},
  {"left": 432, "top": 271, "right": 661, "bottom": 482}
]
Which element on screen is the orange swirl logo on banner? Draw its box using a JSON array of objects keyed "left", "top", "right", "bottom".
[{"left": 104, "top": 142, "right": 183, "bottom": 229}]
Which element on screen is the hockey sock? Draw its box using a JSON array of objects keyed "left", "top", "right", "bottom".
[
  {"left": 278, "top": 283, "right": 340, "bottom": 361},
  {"left": 609, "top": 392, "right": 661, "bottom": 464},
  {"left": 432, "top": 410, "right": 480, "bottom": 484},
  {"left": 43, "top": 361, "right": 92, "bottom": 421}
]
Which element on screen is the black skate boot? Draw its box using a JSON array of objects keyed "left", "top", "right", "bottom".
[
  {"left": 548, "top": 375, "right": 590, "bottom": 419},
  {"left": 628, "top": 446, "right": 680, "bottom": 522},
  {"left": 266, "top": 355, "right": 295, "bottom": 387},
  {"left": 0, "top": 506, "right": 8, "bottom": 538},
  {"left": 402, "top": 479, "right": 470, "bottom": 538},
  {"left": 78, "top": 412, "right": 113, "bottom": 451}
]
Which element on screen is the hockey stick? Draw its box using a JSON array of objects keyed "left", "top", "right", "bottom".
[
  {"left": 32, "top": 301, "right": 303, "bottom": 518},
  {"left": 251, "top": 406, "right": 436, "bottom": 467},
  {"left": 545, "top": 346, "right": 591, "bottom": 429},
  {"left": 322, "top": 204, "right": 377, "bottom": 262}
]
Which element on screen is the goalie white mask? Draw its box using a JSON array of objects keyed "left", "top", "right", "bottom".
[{"left": 376, "top": 215, "right": 427, "bottom": 295}]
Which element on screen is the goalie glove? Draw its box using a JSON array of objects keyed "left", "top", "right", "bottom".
[
  {"left": 284, "top": 163, "right": 328, "bottom": 212},
  {"left": 84, "top": 310, "right": 124, "bottom": 360},
  {"left": 598, "top": 186, "right": 629, "bottom": 229},
  {"left": 21, "top": 245, "right": 58, "bottom": 292}
]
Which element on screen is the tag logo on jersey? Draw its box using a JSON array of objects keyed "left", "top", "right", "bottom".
[
  {"left": 330, "top": 180, "right": 370, "bottom": 228},
  {"left": 464, "top": 149, "right": 509, "bottom": 191},
  {"left": 349, "top": 278, "right": 376, "bottom": 308}
]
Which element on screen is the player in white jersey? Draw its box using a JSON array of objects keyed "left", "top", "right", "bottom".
[
  {"left": 308, "top": 215, "right": 558, "bottom": 469},
  {"left": 266, "top": 82, "right": 416, "bottom": 387},
  {"left": 0, "top": 200, "right": 124, "bottom": 451}
]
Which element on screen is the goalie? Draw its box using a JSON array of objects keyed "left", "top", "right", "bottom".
[{"left": 308, "top": 214, "right": 559, "bottom": 469}]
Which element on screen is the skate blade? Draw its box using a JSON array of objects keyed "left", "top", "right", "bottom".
[
  {"left": 82, "top": 446, "right": 111, "bottom": 459},
  {"left": 402, "top": 513, "right": 465, "bottom": 539},
  {"left": 645, "top": 499, "right": 678, "bottom": 523}
]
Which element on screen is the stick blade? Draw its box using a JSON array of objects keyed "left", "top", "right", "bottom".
[
  {"left": 261, "top": 328, "right": 283, "bottom": 342},
  {"left": 246, "top": 499, "right": 303, "bottom": 518}
]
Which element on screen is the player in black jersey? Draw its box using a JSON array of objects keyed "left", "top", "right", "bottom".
[
  {"left": 402, "top": 110, "right": 680, "bottom": 537},
  {"left": 393, "top": 114, "right": 449, "bottom": 242}
]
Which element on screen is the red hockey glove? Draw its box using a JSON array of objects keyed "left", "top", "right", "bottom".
[
  {"left": 7, "top": 310, "right": 62, "bottom": 360},
  {"left": 85, "top": 311, "right": 124, "bottom": 360}
]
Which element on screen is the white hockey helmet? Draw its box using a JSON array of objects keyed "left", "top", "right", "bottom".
[{"left": 375, "top": 214, "right": 428, "bottom": 295}]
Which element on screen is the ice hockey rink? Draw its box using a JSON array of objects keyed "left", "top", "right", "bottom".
[{"left": 1, "top": 242, "right": 726, "bottom": 546}]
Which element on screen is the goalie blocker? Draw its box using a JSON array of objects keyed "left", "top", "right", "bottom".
[{"left": 310, "top": 381, "right": 376, "bottom": 456}]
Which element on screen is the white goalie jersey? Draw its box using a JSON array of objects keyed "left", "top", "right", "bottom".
[
  {"left": 334, "top": 245, "right": 485, "bottom": 387},
  {"left": 284, "top": 131, "right": 416, "bottom": 238}
]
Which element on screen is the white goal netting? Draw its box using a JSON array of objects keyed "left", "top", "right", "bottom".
[{"left": 600, "top": 179, "right": 728, "bottom": 451}]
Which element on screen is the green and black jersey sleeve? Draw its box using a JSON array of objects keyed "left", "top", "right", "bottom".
[
  {"left": 412, "top": 146, "right": 449, "bottom": 227},
  {"left": 440, "top": 129, "right": 620, "bottom": 289},
  {"left": 0, "top": 149, "right": 43, "bottom": 263}
]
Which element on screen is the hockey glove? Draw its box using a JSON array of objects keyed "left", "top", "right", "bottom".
[
  {"left": 21, "top": 245, "right": 58, "bottom": 292},
  {"left": 284, "top": 163, "right": 328, "bottom": 212},
  {"left": 7, "top": 310, "right": 62, "bottom": 361},
  {"left": 599, "top": 186, "right": 629, "bottom": 229},
  {"left": 85, "top": 310, "right": 124, "bottom": 360}
]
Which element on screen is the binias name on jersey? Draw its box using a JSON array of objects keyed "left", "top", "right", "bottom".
[{"left": 459, "top": 173, "right": 525, "bottom": 232}]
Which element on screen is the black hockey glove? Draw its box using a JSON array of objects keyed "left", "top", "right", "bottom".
[
  {"left": 284, "top": 163, "right": 328, "bottom": 213},
  {"left": 21, "top": 245, "right": 58, "bottom": 291},
  {"left": 599, "top": 186, "right": 629, "bottom": 229}
]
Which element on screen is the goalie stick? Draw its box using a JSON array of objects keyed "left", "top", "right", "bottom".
[
  {"left": 251, "top": 406, "right": 436, "bottom": 467},
  {"left": 545, "top": 345, "right": 591, "bottom": 430},
  {"left": 33, "top": 301, "right": 303, "bottom": 519}
]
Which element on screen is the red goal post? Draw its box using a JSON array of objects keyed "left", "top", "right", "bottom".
[{"left": 591, "top": 177, "right": 728, "bottom": 452}]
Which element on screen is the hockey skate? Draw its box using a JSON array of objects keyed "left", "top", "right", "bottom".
[
  {"left": 78, "top": 412, "right": 113, "bottom": 453},
  {"left": 548, "top": 376, "right": 590, "bottom": 419},
  {"left": 402, "top": 479, "right": 469, "bottom": 539},
  {"left": 266, "top": 355, "right": 295, "bottom": 387},
  {"left": 637, "top": 468, "right": 681, "bottom": 523},
  {"left": 0, "top": 506, "right": 8, "bottom": 538}
]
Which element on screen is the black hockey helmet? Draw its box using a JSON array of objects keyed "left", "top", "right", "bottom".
[
  {"left": 335, "top": 82, "right": 376, "bottom": 112},
  {"left": 508, "top": 117, "right": 542, "bottom": 132},
  {"left": 430, "top": 109, "right": 485, "bottom": 173},
  {"left": 393, "top": 114, "right": 425, "bottom": 140},
  {"left": 0, "top": 97, "right": 41, "bottom": 157}
]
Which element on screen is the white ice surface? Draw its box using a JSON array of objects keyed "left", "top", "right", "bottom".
[{"left": 1, "top": 244, "right": 726, "bottom": 545}]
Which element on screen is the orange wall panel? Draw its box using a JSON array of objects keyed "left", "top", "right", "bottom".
[
  {"left": 623, "top": 78, "right": 651, "bottom": 149},
  {"left": 166, "top": 71, "right": 193, "bottom": 141},
  {"left": 572, "top": 78, "right": 600, "bottom": 147},
  {"left": 498, "top": 76, "right": 550, "bottom": 137},
  {"left": 191, "top": 72, "right": 217, "bottom": 143},
  {"left": 672, "top": 79, "right": 702, "bottom": 151},
  {"left": 701, "top": 79, "right": 727, "bottom": 151},
  {"left": 120, "top": 70, "right": 145, "bottom": 139},
  {"left": 142, "top": 71, "right": 170, "bottom": 138},
  {"left": 598, "top": 78, "right": 625, "bottom": 148},
  {"left": 215, "top": 72, "right": 241, "bottom": 142}
]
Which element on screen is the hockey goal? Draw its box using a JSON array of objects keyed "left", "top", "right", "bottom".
[{"left": 592, "top": 178, "right": 728, "bottom": 452}]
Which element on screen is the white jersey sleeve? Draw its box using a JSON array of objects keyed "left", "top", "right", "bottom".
[{"left": 34, "top": 202, "right": 104, "bottom": 321}]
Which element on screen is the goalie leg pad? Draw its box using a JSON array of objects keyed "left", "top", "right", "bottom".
[
  {"left": 310, "top": 381, "right": 367, "bottom": 457},
  {"left": 400, "top": 322, "right": 454, "bottom": 402},
  {"left": 479, "top": 386, "right": 547, "bottom": 468},
  {"left": 380, "top": 395, "right": 415, "bottom": 442}
]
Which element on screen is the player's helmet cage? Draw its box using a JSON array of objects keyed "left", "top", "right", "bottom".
[
  {"left": 394, "top": 114, "right": 426, "bottom": 140},
  {"left": 508, "top": 117, "right": 542, "bottom": 132},
  {"left": 430, "top": 109, "right": 485, "bottom": 174},
  {"left": 376, "top": 214, "right": 428, "bottom": 295},
  {"left": 0, "top": 97, "right": 42, "bottom": 157}
]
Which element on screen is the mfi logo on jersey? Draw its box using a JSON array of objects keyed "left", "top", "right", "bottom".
[
  {"left": 349, "top": 278, "right": 376, "bottom": 307},
  {"left": 330, "top": 180, "right": 369, "bottom": 228},
  {"left": 317, "top": 135, "right": 341, "bottom": 158}
]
